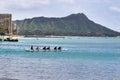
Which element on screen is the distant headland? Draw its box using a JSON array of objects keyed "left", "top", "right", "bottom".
[
  {"left": 0, "top": 13, "right": 120, "bottom": 37},
  {"left": 14, "top": 13, "right": 120, "bottom": 37}
]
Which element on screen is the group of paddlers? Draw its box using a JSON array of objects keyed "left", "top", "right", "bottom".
[{"left": 30, "top": 46, "right": 62, "bottom": 51}]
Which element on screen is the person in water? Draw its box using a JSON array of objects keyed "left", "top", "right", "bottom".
[
  {"left": 58, "top": 47, "right": 62, "bottom": 50},
  {"left": 43, "top": 46, "right": 46, "bottom": 50},
  {"left": 47, "top": 46, "right": 50, "bottom": 50},
  {"left": 54, "top": 46, "right": 57, "bottom": 51},
  {"left": 31, "top": 46, "right": 34, "bottom": 50},
  {"left": 36, "top": 46, "right": 40, "bottom": 51}
]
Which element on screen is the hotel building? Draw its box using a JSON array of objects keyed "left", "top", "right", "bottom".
[{"left": 0, "top": 14, "right": 12, "bottom": 35}]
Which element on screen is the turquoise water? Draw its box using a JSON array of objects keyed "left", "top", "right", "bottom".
[{"left": 0, "top": 37, "right": 120, "bottom": 80}]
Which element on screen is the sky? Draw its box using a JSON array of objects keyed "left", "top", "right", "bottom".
[{"left": 0, "top": 0, "right": 120, "bottom": 32}]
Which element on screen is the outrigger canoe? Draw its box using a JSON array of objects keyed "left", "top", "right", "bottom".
[{"left": 25, "top": 48, "right": 68, "bottom": 52}]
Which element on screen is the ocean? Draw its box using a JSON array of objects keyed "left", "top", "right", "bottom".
[{"left": 0, "top": 37, "right": 120, "bottom": 80}]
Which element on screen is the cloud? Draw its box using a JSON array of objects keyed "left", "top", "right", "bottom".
[
  {"left": 56, "top": 0, "right": 75, "bottom": 4},
  {"left": 110, "top": 6, "right": 120, "bottom": 13},
  {"left": 0, "top": 0, "right": 50, "bottom": 9}
]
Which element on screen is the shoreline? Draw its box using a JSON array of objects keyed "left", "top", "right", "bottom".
[
  {"left": 24, "top": 35, "right": 65, "bottom": 38},
  {"left": 0, "top": 35, "right": 120, "bottom": 40},
  {"left": 0, "top": 35, "right": 24, "bottom": 39}
]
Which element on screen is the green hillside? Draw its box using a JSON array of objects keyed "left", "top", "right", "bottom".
[{"left": 14, "top": 13, "right": 120, "bottom": 36}]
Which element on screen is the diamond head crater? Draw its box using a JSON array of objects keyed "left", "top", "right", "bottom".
[{"left": 14, "top": 13, "right": 120, "bottom": 37}]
